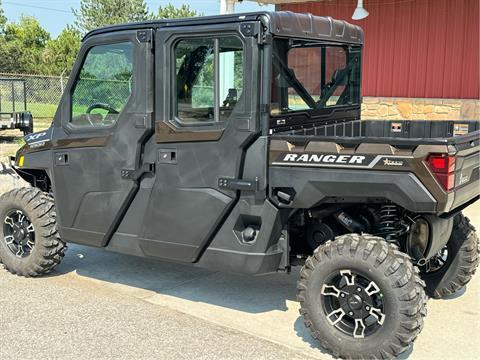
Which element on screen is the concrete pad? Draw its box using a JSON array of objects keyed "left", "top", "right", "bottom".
[{"left": 54, "top": 203, "right": 480, "bottom": 359}]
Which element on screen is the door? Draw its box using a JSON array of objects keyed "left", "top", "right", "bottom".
[
  {"left": 51, "top": 30, "right": 154, "bottom": 247},
  {"left": 139, "top": 23, "right": 261, "bottom": 262}
]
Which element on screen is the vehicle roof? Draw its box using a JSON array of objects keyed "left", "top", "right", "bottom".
[{"left": 84, "top": 11, "right": 363, "bottom": 45}]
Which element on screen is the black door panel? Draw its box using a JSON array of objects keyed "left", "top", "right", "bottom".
[
  {"left": 137, "top": 24, "right": 260, "bottom": 261},
  {"left": 52, "top": 31, "right": 154, "bottom": 247}
]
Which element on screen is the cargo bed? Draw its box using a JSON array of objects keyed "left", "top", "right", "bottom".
[
  {"left": 271, "top": 119, "right": 479, "bottom": 146},
  {"left": 269, "top": 119, "right": 480, "bottom": 215}
]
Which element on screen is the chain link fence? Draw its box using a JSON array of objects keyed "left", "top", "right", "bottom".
[{"left": 0, "top": 72, "right": 68, "bottom": 119}]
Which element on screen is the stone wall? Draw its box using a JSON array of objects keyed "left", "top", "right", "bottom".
[{"left": 361, "top": 97, "right": 480, "bottom": 120}]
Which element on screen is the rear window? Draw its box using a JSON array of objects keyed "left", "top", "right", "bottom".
[{"left": 271, "top": 39, "right": 361, "bottom": 116}]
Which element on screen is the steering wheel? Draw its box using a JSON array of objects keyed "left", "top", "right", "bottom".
[{"left": 85, "top": 103, "right": 119, "bottom": 126}]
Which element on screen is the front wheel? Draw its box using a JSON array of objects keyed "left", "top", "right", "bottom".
[
  {"left": 0, "top": 188, "right": 66, "bottom": 277},
  {"left": 298, "top": 234, "right": 426, "bottom": 359}
]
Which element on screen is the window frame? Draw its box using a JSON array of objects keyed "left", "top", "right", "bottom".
[
  {"left": 270, "top": 38, "right": 361, "bottom": 117},
  {"left": 64, "top": 38, "right": 137, "bottom": 133},
  {"left": 69, "top": 40, "right": 135, "bottom": 129},
  {"left": 170, "top": 34, "right": 246, "bottom": 128}
]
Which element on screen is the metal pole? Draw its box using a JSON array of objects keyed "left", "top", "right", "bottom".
[
  {"left": 214, "top": 38, "right": 220, "bottom": 122},
  {"left": 11, "top": 81, "right": 15, "bottom": 113},
  {"left": 23, "top": 81, "right": 27, "bottom": 111},
  {"left": 60, "top": 68, "right": 67, "bottom": 94}
]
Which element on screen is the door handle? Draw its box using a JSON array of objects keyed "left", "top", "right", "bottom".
[
  {"left": 54, "top": 152, "right": 69, "bottom": 166},
  {"left": 158, "top": 149, "right": 177, "bottom": 164}
]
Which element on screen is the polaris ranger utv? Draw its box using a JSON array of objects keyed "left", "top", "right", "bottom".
[{"left": 1, "top": 11, "right": 479, "bottom": 359}]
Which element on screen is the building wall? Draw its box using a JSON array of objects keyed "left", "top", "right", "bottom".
[
  {"left": 281, "top": 0, "right": 479, "bottom": 101},
  {"left": 361, "top": 97, "right": 479, "bottom": 121}
]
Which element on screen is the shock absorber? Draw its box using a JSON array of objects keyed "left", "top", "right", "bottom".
[{"left": 377, "top": 204, "right": 408, "bottom": 245}]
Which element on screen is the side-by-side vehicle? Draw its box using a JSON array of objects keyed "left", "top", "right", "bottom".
[{"left": 1, "top": 12, "right": 479, "bottom": 359}]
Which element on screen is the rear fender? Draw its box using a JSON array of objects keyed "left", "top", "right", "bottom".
[
  {"left": 269, "top": 167, "right": 437, "bottom": 213},
  {"left": 422, "top": 214, "right": 453, "bottom": 260}
]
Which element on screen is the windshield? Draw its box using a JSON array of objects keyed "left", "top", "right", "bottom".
[{"left": 271, "top": 39, "right": 361, "bottom": 116}]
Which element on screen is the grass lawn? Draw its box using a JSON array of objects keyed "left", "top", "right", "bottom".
[
  {"left": 0, "top": 100, "right": 59, "bottom": 119},
  {"left": 28, "top": 103, "right": 59, "bottom": 119},
  {"left": 34, "top": 117, "right": 54, "bottom": 132}
]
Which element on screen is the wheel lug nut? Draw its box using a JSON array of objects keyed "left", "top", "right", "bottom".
[
  {"left": 340, "top": 293, "right": 345, "bottom": 298},
  {"left": 348, "top": 311, "right": 354, "bottom": 316},
  {"left": 357, "top": 287, "right": 362, "bottom": 292},
  {"left": 365, "top": 306, "right": 370, "bottom": 310}
]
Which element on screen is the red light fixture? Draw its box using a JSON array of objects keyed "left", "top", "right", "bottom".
[{"left": 427, "top": 154, "right": 456, "bottom": 191}]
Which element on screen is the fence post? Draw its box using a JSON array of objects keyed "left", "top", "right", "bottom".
[{"left": 60, "top": 69, "right": 67, "bottom": 94}]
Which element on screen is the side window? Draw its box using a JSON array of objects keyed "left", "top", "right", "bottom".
[
  {"left": 71, "top": 42, "right": 134, "bottom": 127},
  {"left": 174, "top": 36, "right": 244, "bottom": 124}
]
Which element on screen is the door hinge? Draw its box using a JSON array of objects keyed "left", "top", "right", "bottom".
[
  {"left": 121, "top": 163, "right": 155, "bottom": 181},
  {"left": 240, "top": 22, "right": 259, "bottom": 38},
  {"left": 137, "top": 29, "right": 154, "bottom": 51},
  {"left": 218, "top": 177, "right": 258, "bottom": 191}
]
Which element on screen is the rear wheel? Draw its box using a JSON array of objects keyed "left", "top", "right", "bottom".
[
  {"left": 421, "top": 214, "right": 479, "bottom": 298},
  {"left": 298, "top": 234, "right": 426, "bottom": 359},
  {"left": 0, "top": 187, "right": 66, "bottom": 277}
]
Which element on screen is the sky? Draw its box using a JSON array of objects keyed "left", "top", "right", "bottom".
[{"left": 1, "top": 0, "right": 274, "bottom": 37}]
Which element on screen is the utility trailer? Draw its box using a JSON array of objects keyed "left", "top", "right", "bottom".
[
  {"left": 1, "top": 11, "right": 479, "bottom": 360},
  {"left": 0, "top": 78, "right": 33, "bottom": 135}
]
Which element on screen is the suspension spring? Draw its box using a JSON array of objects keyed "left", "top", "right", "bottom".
[{"left": 377, "top": 204, "right": 407, "bottom": 244}]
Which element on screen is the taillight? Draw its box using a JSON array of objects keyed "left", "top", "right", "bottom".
[{"left": 427, "top": 154, "right": 456, "bottom": 191}]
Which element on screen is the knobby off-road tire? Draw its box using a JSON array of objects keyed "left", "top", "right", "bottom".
[
  {"left": 0, "top": 187, "right": 66, "bottom": 277},
  {"left": 422, "top": 214, "right": 479, "bottom": 299},
  {"left": 298, "top": 233, "right": 427, "bottom": 359}
]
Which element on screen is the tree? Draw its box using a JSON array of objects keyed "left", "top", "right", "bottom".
[
  {"left": 0, "top": 16, "right": 50, "bottom": 74},
  {"left": 156, "top": 3, "right": 200, "bottom": 19},
  {"left": 0, "top": 0, "right": 7, "bottom": 34},
  {"left": 41, "top": 26, "right": 81, "bottom": 75},
  {"left": 73, "top": 0, "right": 149, "bottom": 33}
]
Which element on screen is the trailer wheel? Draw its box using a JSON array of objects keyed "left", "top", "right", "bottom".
[
  {"left": 421, "top": 214, "right": 479, "bottom": 299},
  {"left": 0, "top": 188, "right": 66, "bottom": 277},
  {"left": 298, "top": 234, "right": 426, "bottom": 359}
]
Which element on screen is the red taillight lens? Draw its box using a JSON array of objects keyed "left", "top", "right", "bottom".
[
  {"left": 428, "top": 154, "right": 456, "bottom": 173},
  {"left": 427, "top": 154, "right": 456, "bottom": 191}
]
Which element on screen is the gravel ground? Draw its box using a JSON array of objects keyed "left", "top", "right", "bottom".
[{"left": 0, "top": 269, "right": 312, "bottom": 360}]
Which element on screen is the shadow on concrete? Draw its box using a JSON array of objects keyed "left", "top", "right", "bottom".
[
  {"left": 52, "top": 244, "right": 298, "bottom": 314},
  {"left": 293, "top": 317, "right": 331, "bottom": 355}
]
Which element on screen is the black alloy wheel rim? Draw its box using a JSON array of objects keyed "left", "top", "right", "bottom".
[
  {"left": 321, "top": 269, "right": 386, "bottom": 338},
  {"left": 423, "top": 246, "right": 449, "bottom": 273},
  {"left": 3, "top": 209, "right": 35, "bottom": 258}
]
